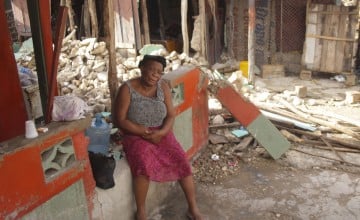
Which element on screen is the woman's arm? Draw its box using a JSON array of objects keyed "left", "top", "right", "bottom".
[
  {"left": 158, "top": 80, "right": 176, "bottom": 135},
  {"left": 114, "top": 83, "right": 151, "bottom": 136}
]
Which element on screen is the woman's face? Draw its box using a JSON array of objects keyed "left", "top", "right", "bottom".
[{"left": 140, "top": 60, "right": 164, "bottom": 86}]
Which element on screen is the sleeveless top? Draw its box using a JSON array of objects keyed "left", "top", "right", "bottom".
[{"left": 126, "top": 80, "right": 167, "bottom": 127}]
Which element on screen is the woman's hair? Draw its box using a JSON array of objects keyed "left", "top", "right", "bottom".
[{"left": 139, "top": 55, "right": 166, "bottom": 69}]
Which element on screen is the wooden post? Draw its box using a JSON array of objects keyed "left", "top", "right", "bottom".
[
  {"left": 140, "top": 0, "right": 150, "bottom": 44},
  {"left": 157, "top": 0, "right": 165, "bottom": 40},
  {"left": 181, "top": 0, "right": 189, "bottom": 54},
  {"left": 45, "top": 6, "right": 68, "bottom": 123},
  {"left": 27, "top": 0, "right": 49, "bottom": 119},
  {"left": 88, "top": 0, "right": 98, "bottom": 38},
  {"left": 225, "top": 0, "right": 234, "bottom": 57},
  {"left": 83, "top": 0, "right": 91, "bottom": 37},
  {"left": 248, "top": 0, "right": 255, "bottom": 84},
  {"left": 104, "top": 0, "right": 118, "bottom": 105},
  {"left": 199, "top": 0, "right": 207, "bottom": 59},
  {"left": 65, "top": 0, "right": 76, "bottom": 39}
]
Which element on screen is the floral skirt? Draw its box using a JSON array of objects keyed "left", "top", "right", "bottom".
[{"left": 123, "top": 129, "right": 192, "bottom": 182}]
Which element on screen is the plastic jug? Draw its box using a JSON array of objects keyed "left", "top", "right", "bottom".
[
  {"left": 86, "top": 113, "right": 112, "bottom": 155},
  {"left": 239, "top": 61, "right": 249, "bottom": 78}
]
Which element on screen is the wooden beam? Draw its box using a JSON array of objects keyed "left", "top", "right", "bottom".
[
  {"left": 45, "top": 6, "right": 68, "bottom": 123},
  {"left": 199, "top": 0, "right": 207, "bottom": 59},
  {"left": 104, "top": 0, "right": 118, "bottom": 105},
  {"left": 27, "top": 0, "right": 49, "bottom": 119},
  {"left": 181, "top": 0, "right": 189, "bottom": 54},
  {"left": 248, "top": 0, "right": 255, "bottom": 83},
  {"left": 157, "top": 0, "right": 165, "bottom": 40},
  {"left": 140, "top": 0, "right": 150, "bottom": 44},
  {"left": 88, "top": 0, "right": 98, "bottom": 37}
]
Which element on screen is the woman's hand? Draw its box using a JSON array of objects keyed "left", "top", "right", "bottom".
[{"left": 142, "top": 130, "right": 165, "bottom": 144}]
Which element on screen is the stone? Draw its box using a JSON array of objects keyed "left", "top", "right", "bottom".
[
  {"left": 300, "top": 70, "right": 312, "bottom": 80},
  {"left": 345, "top": 91, "right": 360, "bottom": 104},
  {"left": 261, "top": 64, "right": 285, "bottom": 78},
  {"left": 345, "top": 74, "right": 357, "bottom": 86},
  {"left": 295, "top": 85, "right": 307, "bottom": 98}
]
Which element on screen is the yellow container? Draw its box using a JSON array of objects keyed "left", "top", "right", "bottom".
[{"left": 239, "top": 61, "right": 249, "bottom": 78}]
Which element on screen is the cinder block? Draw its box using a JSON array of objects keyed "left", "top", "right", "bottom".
[
  {"left": 345, "top": 91, "right": 360, "bottom": 104},
  {"left": 345, "top": 74, "right": 357, "bottom": 86},
  {"left": 261, "top": 64, "right": 285, "bottom": 78},
  {"left": 295, "top": 85, "right": 307, "bottom": 98},
  {"left": 300, "top": 70, "right": 312, "bottom": 80}
]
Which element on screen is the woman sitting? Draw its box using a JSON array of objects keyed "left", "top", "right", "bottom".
[{"left": 113, "top": 55, "right": 204, "bottom": 220}]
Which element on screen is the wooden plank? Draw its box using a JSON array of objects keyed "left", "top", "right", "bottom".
[
  {"left": 320, "top": 4, "right": 329, "bottom": 72},
  {"left": 305, "top": 34, "right": 355, "bottom": 42},
  {"left": 335, "top": 6, "right": 347, "bottom": 73},
  {"left": 349, "top": 5, "right": 359, "bottom": 73},
  {"left": 313, "top": 4, "right": 323, "bottom": 71},
  {"left": 325, "top": 5, "right": 339, "bottom": 73},
  {"left": 308, "top": 10, "right": 357, "bottom": 15},
  {"left": 303, "top": 2, "right": 317, "bottom": 69},
  {"left": 140, "top": 0, "right": 150, "bottom": 44},
  {"left": 132, "top": 0, "right": 142, "bottom": 49}
]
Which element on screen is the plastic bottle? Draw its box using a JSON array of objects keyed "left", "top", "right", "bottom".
[{"left": 86, "top": 113, "right": 112, "bottom": 155}]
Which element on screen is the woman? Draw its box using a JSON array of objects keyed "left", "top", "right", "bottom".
[{"left": 113, "top": 55, "right": 204, "bottom": 220}]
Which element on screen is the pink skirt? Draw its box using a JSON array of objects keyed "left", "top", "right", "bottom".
[{"left": 123, "top": 129, "right": 192, "bottom": 182}]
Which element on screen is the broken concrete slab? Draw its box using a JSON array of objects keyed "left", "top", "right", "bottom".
[{"left": 214, "top": 85, "right": 291, "bottom": 159}]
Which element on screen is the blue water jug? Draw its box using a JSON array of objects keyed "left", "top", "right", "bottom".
[{"left": 86, "top": 113, "right": 112, "bottom": 155}]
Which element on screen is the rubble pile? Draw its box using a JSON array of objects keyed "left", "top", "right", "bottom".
[{"left": 56, "top": 38, "right": 211, "bottom": 113}]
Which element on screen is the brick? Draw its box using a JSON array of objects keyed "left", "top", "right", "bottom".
[
  {"left": 345, "top": 91, "right": 360, "bottom": 104},
  {"left": 295, "top": 85, "right": 307, "bottom": 98},
  {"left": 300, "top": 70, "right": 312, "bottom": 80},
  {"left": 261, "top": 64, "right": 285, "bottom": 78}
]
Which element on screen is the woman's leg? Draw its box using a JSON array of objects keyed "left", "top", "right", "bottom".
[
  {"left": 179, "top": 175, "right": 203, "bottom": 220},
  {"left": 134, "top": 175, "right": 150, "bottom": 220}
]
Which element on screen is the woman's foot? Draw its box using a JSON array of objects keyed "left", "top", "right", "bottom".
[
  {"left": 136, "top": 210, "right": 146, "bottom": 220},
  {"left": 187, "top": 209, "right": 204, "bottom": 220}
]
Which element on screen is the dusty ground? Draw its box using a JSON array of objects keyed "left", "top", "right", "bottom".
[{"left": 148, "top": 75, "right": 360, "bottom": 220}]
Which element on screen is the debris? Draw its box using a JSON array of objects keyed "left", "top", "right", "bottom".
[
  {"left": 37, "top": 127, "right": 48, "bottom": 133},
  {"left": 299, "top": 70, "right": 312, "bottom": 80},
  {"left": 211, "top": 154, "right": 220, "bottom": 161},
  {"left": 231, "top": 127, "right": 249, "bottom": 138},
  {"left": 212, "top": 114, "right": 225, "bottom": 125},
  {"left": 261, "top": 64, "right": 285, "bottom": 78},
  {"left": 208, "top": 133, "right": 228, "bottom": 144},
  {"left": 294, "top": 85, "right": 307, "bottom": 98},
  {"left": 345, "top": 91, "right": 360, "bottom": 104}
]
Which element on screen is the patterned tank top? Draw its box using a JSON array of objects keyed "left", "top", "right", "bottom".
[{"left": 126, "top": 80, "right": 167, "bottom": 127}]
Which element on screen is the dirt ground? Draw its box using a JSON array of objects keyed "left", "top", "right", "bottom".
[{"left": 148, "top": 75, "right": 360, "bottom": 220}]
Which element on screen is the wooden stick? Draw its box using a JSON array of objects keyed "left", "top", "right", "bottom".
[
  {"left": 209, "top": 122, "right": 241, "bottom": 129},
  {"left": 292, "top": 148, "right": 360, "bottom": 167},
  {"left": 321, "top": 136, "right": 346, "bottom": 162}
]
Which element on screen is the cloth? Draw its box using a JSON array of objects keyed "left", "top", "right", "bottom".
[
  {"left": 126, "top": 80, "right": 167, "bottom": 127},
  {"left": 123, "top": 128, "right": 192, "bottom": 182}
]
